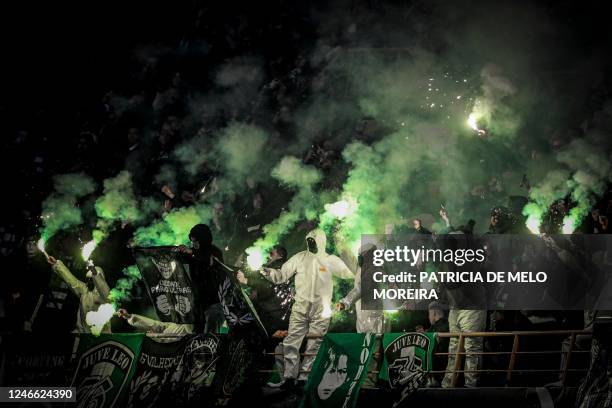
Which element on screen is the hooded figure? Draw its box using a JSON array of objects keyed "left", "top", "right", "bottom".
[
  {"left": 185, "top": 224, "right": 224, "bottom": 333},
  {"left": 261, "top": 229, "right": 353, "bottom": 385},
  {"left": 189, "top": 224, "right": 224, "bottom": 263},
  {"left": 51, "top": 259, "right": 111, "bottom": 334},
  {"left": 338, "top": 244, "right": 384, "bottom": 334}
]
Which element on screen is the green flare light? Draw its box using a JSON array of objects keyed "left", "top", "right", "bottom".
[
  {"left": 325, "top": 199, "right": 355, "bottom": 219},
  {"left": 37, "top": 238, "right": 46, "bottom": 253},
  {"left": 467, "top": 112, "right": 486, "bottom": 135},
  {"left": 562, "top": 216, "right": 575, "bottom": 234},
  {"left": 246, "top": 246, "right": 265, "bottom": 270},
  {"left": 526, "top": 215, "right": 541, "bottom": 234},
  {"left": 82, "top": 240, "right": 97, "bottom": 261},
  {"left": 523, "top": 202, "right": 544, "bottom": 234}
]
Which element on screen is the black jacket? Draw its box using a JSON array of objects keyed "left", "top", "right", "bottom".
[{"left": 248, "top": 258, "right": 293, "bottom": 335}]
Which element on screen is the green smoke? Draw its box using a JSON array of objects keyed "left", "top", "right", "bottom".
[
  {"left": 173, "top": 122, "right": 272, "bottom": 190},
  {"left": 40, "top": 173, "right": 96, "bottom": 241},
  {"left": 94, "top": 171, "right": 145, "bottom": 243},
  {"left": 217, "top": 122, "right": 270, "bottom": 188},
  {"left": 250, "top": 156, "right": 322, "bottom": 253},
  {"left": 467, "top": 64, "right": 520, "bottom": 137},
  {"left": 524, "top": 138, "right": 612, "bottom": 233},
  {"left": 133, "top": 204, "right": 212, "bottom": 246},
  {"left": 301, "top": 45, "right": 529, "bottom": 247},
  {"left": 108, "top": 265, "right": 142, "bottom": 307},
  {"left": 154, "top": 164, "right": 178, "bottom": 192},
  {"left": 522, "top": 169, "right": 571, "bottom": 232}
]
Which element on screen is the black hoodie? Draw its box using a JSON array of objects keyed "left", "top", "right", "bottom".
[{"left": 186, "top": 224, "right": 224, "bottom": 311}]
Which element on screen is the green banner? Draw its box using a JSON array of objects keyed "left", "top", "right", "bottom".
[
  {"left": 380, "top": 332, "right": 436, "bottom": 407},
  {"left": 300, "top": 333, "right": 376, "bottom": 408},
  {"left": 71, "top": 333, "right": 145, "bottom": 408}
]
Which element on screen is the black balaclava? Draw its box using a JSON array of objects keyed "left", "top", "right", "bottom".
[
  {"left": 86, "top": 264, "right": 97, "bottom": 291},
  {"left": 86, "top": 277, "right": 95, "bottom": 292},
  {"left": 189, "top": 224, "right": 213, "bottom": 260},
  {"left": 306, "top": 237, "right": 318, "bottom": 254}
]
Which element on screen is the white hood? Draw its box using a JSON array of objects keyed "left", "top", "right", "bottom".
[
  {"left": 306, "top": 228, "right": 327, "bottom": 256},
  {"left": 264, "top": 228, "right": 353, "bottom": 307}
]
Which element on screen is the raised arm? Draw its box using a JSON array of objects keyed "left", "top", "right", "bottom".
[
  {"left": 91, "top": 267, "right": 110, "bottom": 299},
  {"left": 52, "top": 259, "right": 86, "bottom": 296},
  {"left": 260, "top": 253, "right": 299, "bottom": 284},
  {"left": 126, "top": 313, "right": 169, "bottom": 333}
]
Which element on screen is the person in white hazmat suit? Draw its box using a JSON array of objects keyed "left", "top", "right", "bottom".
[
  {"left": 336, "top": 243, "right": 384, "bottom": 334},
  {"left": 260, "top": 228, "right": 354, "bottom": 387}
]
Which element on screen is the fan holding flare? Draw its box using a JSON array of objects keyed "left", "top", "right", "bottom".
[{"left": 43, "top": 240, "right": 112, "bottom": 335}]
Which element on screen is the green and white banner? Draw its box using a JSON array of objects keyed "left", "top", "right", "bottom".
[
  {"left": 301, "top": 333, "right": 376, "bottom": 408},
  {"left": 71, "top": 333, "right": 145, "bottom": 408},
  {"left": 380, "top": 332, "right": 436, "bottom": 407}
]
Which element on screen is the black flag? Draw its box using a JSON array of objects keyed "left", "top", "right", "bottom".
[
  {"left": 213, "top": 257, "right": 268, "bottom": 338},
  {"left": 133, "top": 247, "right": 197, "bottom": 324}
]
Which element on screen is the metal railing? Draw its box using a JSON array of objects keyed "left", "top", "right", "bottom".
[
  {"left": 51, "top": 329, "right": 592, "bottom": 387},
  {"left": 434, "top": 330, "right": 591, "bottom": 387},
  {"left": 262, "top": 330, "right": 593, "bottom": 387}
]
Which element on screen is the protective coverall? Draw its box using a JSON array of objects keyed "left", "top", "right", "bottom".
[
  {"left": 52, "top": 260, "right": 111, "bottom": 334},
  {"left": 261, "top": 229, "right": 353, "bottom": 382}
]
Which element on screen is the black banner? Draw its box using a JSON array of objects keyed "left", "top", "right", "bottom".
[
  {"left": 126, "top": 336, "right": 187, "bottom": 408},
  {"left": 134, "top": 247, "right": 197, "bottom": 324},
  {"left": 215, "top": 258, "right": 268, "bottom": 338},
  {"left": 0, "top": 333, "right": 75, "bottom": 387},
  {"left": 170, "top": 333, "right": 221, "bottom": 405}
]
